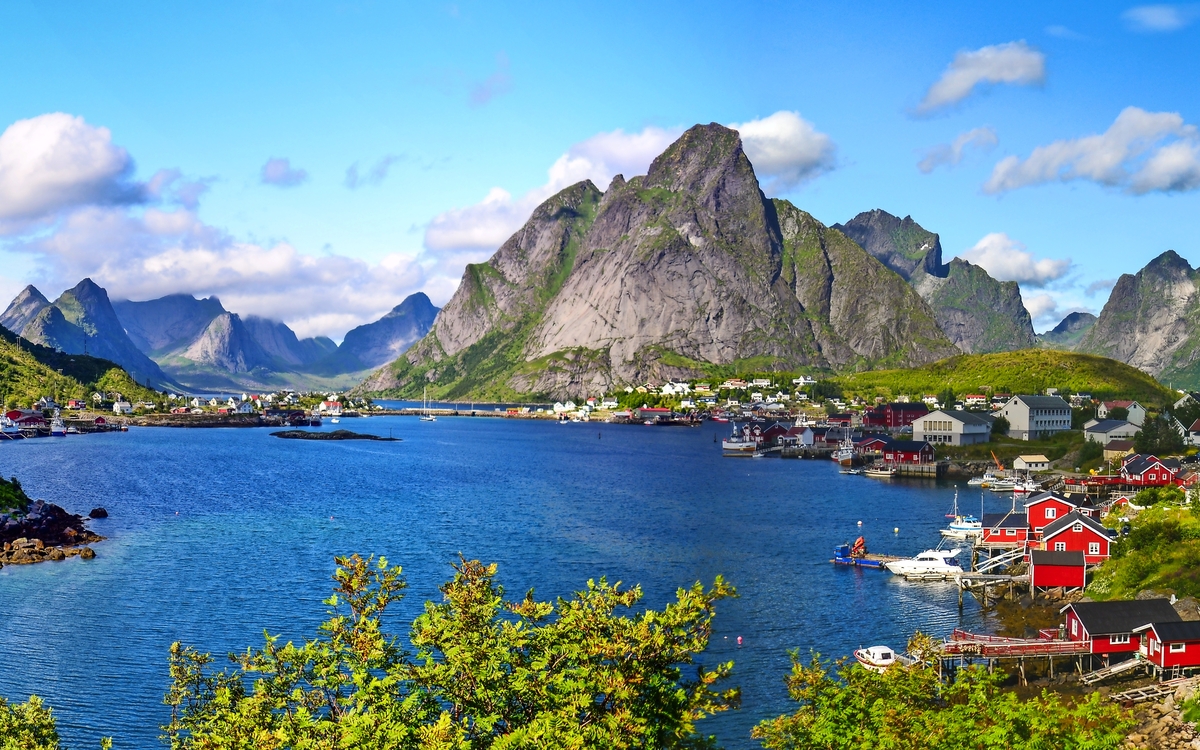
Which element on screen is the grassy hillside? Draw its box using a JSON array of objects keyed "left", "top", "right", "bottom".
[
  {"left": 834, "top": 349, "right": 1173, "bottom": 406},
  {"left": 0, "top": 326, "right": 160, "bottom": 409}
]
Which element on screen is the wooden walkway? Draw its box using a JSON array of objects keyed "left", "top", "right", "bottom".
[
  {"left": 941, "top": 630, "right": 1090, "bottom": 658},
  {"left": 1112, "top": 675, "right": 1199, "bottom": 704},
  {"left": 1080, "top": 656, "right": 1144, "bottom": 685}
]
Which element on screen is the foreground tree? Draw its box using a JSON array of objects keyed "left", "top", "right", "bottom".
[
  {"left": 163, "top": 554, "right": 738, "bottom": 750},
  {"left": 752, "top": 637, "right": 1132, "bottom": 750}
]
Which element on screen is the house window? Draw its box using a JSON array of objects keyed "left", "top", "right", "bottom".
[
  {"left": 1045, "top": 508, "right": 1056, "bottom": 519},
  {"left": 1055, "top": 542, "right": 1066, "bottom": 551},
  {"left": 1071, "top": 619, "right": 1078, "bottom": 637},
  {"left": 1073, "top": 523, "right": 1083, "bottom": 532},
  {"left": 1110, "top": 634, "right": 1130, "bottom": 644},
  {"left": 1171, "top": 643, "right": 1186, "bottom": 653},
  {"left": 1005, "top": 528, "right": 1016, "bottom": 536},
  {"left": 1089, "top": 542, "right": 1100, "bottom": 555}
]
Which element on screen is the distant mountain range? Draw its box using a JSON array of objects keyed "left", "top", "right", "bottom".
[{"left": 1, "top": 282, "right": 438, "bottom": 391}]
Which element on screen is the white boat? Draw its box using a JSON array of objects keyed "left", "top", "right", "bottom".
[
  {"left": 940, "top": 490, "right": 982, "bottom": 539},
  {"left": 839, "top": 467, "right": 862, "bottom": 475},
  {"left": 968, "top": 471, "right": 997, "bottom": 488},
  {"left": 884, "top": 548, "right": 964, "bottom": 579},
  {"left": 988, "top": 478, "right": 1016, "bottom": 492},
  {"left": 864, "top": 465, "right": 896, "bottom": 478},
  {"left": 50, "top": 417, "right": 66, "bottom": 437},
  {"left": 722, "top": 424, "right": 759, "bottom": 453},
  {"left": 330, "top": 417, "right": 340, "bottom": 424},
  {"left": 419, "top": 387, "right": 437, "bottom": 422},
  {"left": 854, "top": 645, "right": 900, "bottom": 673},
  {"left": 832, "top": 435, "right": 857, "bottom": 466},
  {"left": 1012, "top": 477, "right": 1041, "bottom": 494},
  {"left": 0, "top": 416, "right": 22, "bottom": 440}
]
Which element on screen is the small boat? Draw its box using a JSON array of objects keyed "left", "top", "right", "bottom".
[
  {"left": 832, "top": 435, "right": 857, "bottom": 466},
  {"left": 0, "top": 416, "right": 23, "bottom": 440},
  {"left": 839, "top": 467, "right": 862, "bottom": 475},
  {"left": 864, "top": 465, "right": 897, "bottom": 478},
  {"left": 854, "top": 645, "right": 900, "bottom": 673},
  {"left": 940, "top": 490, "right": 982, "bottom": 539},
  {"left": 330, "top": 417, "right": 340, "bottom": 424},
  {"left": 50, "top": 417, "right": 66, "bottom": 437},
  {"left": 65, "top": 426, "right": 79, "bottom": 434},
  {"left": 988, "top": 478, "right": 1016, "bottom": 492},
  {"left": 1012, "top": 477, "right": 1041, "bottom": 495},
  {"left": 969, "top": 471, "right": 997, "bottom": 488},
  {"left": 884, "top": 548, "right": 964, "bottom": 580},
  {"left": 419, "top": 386, "right": 437, "bottom": 422}
]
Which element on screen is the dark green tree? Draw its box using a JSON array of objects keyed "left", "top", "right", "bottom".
[{"left": 1133, "top": 417, "right": 1185, "bottom": 456}]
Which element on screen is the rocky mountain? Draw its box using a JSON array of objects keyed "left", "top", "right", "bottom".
[
  {"left": 1038, "top": 311, "right": 1097, "bottom": 350},
  {"left": 112, "top": 294, "right": 227, "bottom": 354},
  {"left": 241, "top": 316, "right": 337, "bottom": 367},
  {"left": 1, "top": 279, "right": 173, "bottom": 388},
  {"left": 363, "top": 124, "right": 958, "bottom": 400},
  {"left": 176, "top": 313, "right": 274, "bottom": 373},
  {"left": 834, "top": 210, "right": 1036, "bottom": 354},
  {"left": 1077, "top": 251, "right": 1200, "bottom": 388},
  {"left": 311, "top": 292, "right": 438, "bottom": 374}
]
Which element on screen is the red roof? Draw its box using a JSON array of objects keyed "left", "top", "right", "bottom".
[
  {"left": 1104, "top": 400, "right": 1135, "bottom": 409},
  {"left": 1190, "top": 419, "right": 1200, "bottom": 432}
]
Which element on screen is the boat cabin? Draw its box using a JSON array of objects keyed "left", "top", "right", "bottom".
[
  {"left": 1029, "top": 549, "right": 1086, "bottom": 591},
  {"left": 1038, "top": 511, "right": 1114, "bottom": 564},
  {"left": 1132, "top": 621, "right": 1200, "bottom": 672},
  {"left": 1062, "top": 599, "right": 1181, "bottom": 654}
]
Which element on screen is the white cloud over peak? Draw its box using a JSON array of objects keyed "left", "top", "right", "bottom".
[
  {"left": 1022, "top": 292, "right": 1062, "bottom": 327},
  {"left": 916, "top": 41, "right": 1045, "bottom": 115},
  {"left": 983, "top": 106, "right": 1200, "bottom": 195},
  {"left": 728, "top": 111, "right": 837, "bottom": 193},
  {"left": 917, "top": 126, "right": 999, "bottom": 173},
  {"left": 959, "top": 233, "right": 1071, "bottom": 287},
  {"left": 1123, "top": 4, "right": 1200, "bottom": 32},
  {"left": 424, "top": 124, "right": 684, "bottom": 253},
  {"left": 260, "top": 157, "right": 308, "bottom": 187},
  {"left": 0, "top": 113, "right": 141, "bottom": 229}
]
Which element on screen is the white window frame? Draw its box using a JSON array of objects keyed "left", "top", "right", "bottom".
[
  {"left": 1171, "top": 643, "right": 1186, "bottom": 653},
  {"left": 1089, "top": 542, "right": 1100, "bottom": 555},
  {"left": 1071, "top": 619, "right": 1078, "bottom": 637},
  {"left": 1073, "top": 523, "right": 1083, "bottom": 532},
  {"left": 1005, "top": 528, "right": 1016, "bottom": 536},
  {"left": 1055, "top": 542, "right": 1066, "bottom": 552},
  {"left": 1110, "top": 634, "right": 1130, "bottom": 645},
  {"left": 1045, "top": 507, "right": 1057, "bottom": 519}
]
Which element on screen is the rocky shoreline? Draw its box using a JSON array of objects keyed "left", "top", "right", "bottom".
[{"left": 0, "top": 499, "right": 104, "bottom": 567}]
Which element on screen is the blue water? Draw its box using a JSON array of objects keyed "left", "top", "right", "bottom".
[{"left": 0, "top": 418, "right": 1008, "bottom": 748}]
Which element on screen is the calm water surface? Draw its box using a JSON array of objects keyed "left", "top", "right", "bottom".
[{"left": 0, "top": 418, "right": 1010, "bottom": 748}]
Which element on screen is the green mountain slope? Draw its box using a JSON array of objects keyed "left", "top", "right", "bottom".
[{"left": 834, "top": 349, "right": 1173, "bottom": 406}]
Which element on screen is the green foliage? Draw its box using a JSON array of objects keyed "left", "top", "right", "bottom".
[
  {"left": 0, "top": 476, "right": 30, "bottom": 514},
  {"left": 1078, "top": 440, "right": 1103, "bottom": 464},
  {"left": 1133, "top": 485, "right": 1186, "bottom": 507},
  {"left": 1089, "top": 504, "right": 1200, "bottom": 599},
  {"left": 0, "top": 695, "right": 61, "bottom": 750},
  {"left": 834, "top": 350, "right": 1172, "bottom": 406},
  {"left": 991, "top": 416, "right": 1010, "bottom": 435},
  {"left": 1133, "top": 417, "right": 1186, "bottom": 456},
  {"left": 163, "top": 554, "right": 738, "bottom": 749},
  {"left": 1107, "top": 406, "right": 1129, "bottom": 421},
  {"left": 753, "top": 648, "right": 1132, "bottom": 750}
]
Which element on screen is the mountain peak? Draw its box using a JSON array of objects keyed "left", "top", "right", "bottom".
[
  {"left": 1143, "top": 249, "right": 1194, "bottom": 278},
  {"left": 645, "top": 123, "right": 751, "bottom": 194},
  {"left": 834, "top": 209, "right": 943, "bottom": 280},
  {"left": 0, "top": 285, "right": 52, "bottom": 335}
]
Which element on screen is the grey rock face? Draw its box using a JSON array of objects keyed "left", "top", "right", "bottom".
[
  {"left": 181, "top": 313, "right": 273, "bottom": 373},
  {"left": 834, "top": 209, "right": 944, "bottom": 280},
  {"left": 330, "top": 293, "right": 438, "bottom": 371},
  {"left": 381, "top": 124, "right": 959, "bottom": 399},
  {"left": 241, "top": 316, "right": 336, "bottom": 367},
  {"left": 0, "top": 286, "right": 50, "bottom": 335},
  {"left": 112, "top": 294, "right": 226, "bottom": 353},
  {"left": 1038, "top": 311, "right": 1097, "bottom": 350}
]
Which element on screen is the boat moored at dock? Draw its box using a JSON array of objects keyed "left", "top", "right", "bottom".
[{"left": 884, "top": 548, "right": 964, "bottom": 580}]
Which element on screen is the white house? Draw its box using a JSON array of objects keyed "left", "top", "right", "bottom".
[
  {"left": 601, "top": 398, "right": 619, "bottom": 409},
  {"left": 1097, "top": 400, "right": 1146, "bottom": 427},
  {"left": 1013, "top": 454, "right": 1051, "bottom": 472},
  {"left": 998, "top": 395, "right": 1073, "bottom": 441},
  {"left": 792, "top": 376, "right": 816, "bottom": 386},
  {"left": 112, "top": 401, "right": 133, "bottom": 415},
  {"left": 236, "top": 401, "right": 257, "bottom": 414},
  {"left": 1084, "top": 419, "right": 1138, "bottom": 443},
  {"left": 913, "top": 409, "right": 992, "bottom": 446},
  {"left": 751, "top": 378, "right": 772, "bottom": 388}
]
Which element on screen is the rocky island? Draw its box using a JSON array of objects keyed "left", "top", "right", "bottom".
[
  {"left": 270, "top": 429, "right": 400, "bottom": 441},
  {"left": 0, "top": 477, "right": 103, "bottom": 566}
]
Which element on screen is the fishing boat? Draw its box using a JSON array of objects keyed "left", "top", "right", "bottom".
[
  {"left": 884, "top": 548, "right": 964, "bottom": 580},
  {"left": 721, "top": 424, "right": 759, "bottom": 453},
  {"left": 50, "top": 417, "right": 66, "bottom": 437},
  {"left": 854, "top": 646, "right": 901, "bottom": 673},
  {"left": 863, "top": 464, "right": 897, "bottom": 478},
  {"left": 419, "top": 386, "right": 437, "bottom": 422},
  {"left": 940, "top": 490, "right": 982, "bottom": 540},
  {"left": 0, "top": 416, "right": 22, "bottom": 440},
  {"left": 832, "top": 435, "right": 857, "bottom": 466}
]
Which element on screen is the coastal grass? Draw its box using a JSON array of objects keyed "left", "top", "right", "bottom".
[
  {"left": 934, "top": 430, "right": 1084, "bottom": 467},
  {"left": 1088, "top": 501, "right": 1200, "bottom": 600},
  {"left": 834, "top": 349, "right": 1173, "bottom": 407},
  {"left": 0, "top": 475, "right": 30, "bottom": 514}
]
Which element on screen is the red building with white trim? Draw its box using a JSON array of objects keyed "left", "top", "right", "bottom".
[
  {"left": 1133, "top": 621, "right": 1200, "bottom": 672},
  {"left": 1119, "top": 454, "right": 1182, "bottom": 486},
  {"left": 980, "top": 513, "right": 1030, "bottom": 547},
  {"left": 1038, "top": 511, "right": 1114, "bottom": 564},
  {"left": 881, "top": 440, "right": 935, "bottom": 464},
  {"left": 1029, "top": 550, "right": 1086, "bottom": 590},
  {"left": 1063, "top": 599, "right": 1181, "bottom": 655},
  {"left": 863, "top": 403, "right": 929, "bottom": 429}
]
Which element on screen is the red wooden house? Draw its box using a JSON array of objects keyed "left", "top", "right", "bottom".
[
  {"left": 863, "top": 403, "right": 929, "bottom": 429},
  {"left": 1119, "top": 454, "right": 1182, "bottom": 487},
  {"left": 826, "top": 413, "right": 854, "bottom": 427},
  {"left": 1132, "top": 621, "right": 1200, "bottom": 672},
  {"left": 881, "top": 440, "right": 935, "bottom": 464},
  {"left": 1024, "top": 492, "right": 1080, "bottom": 535},
  {"left": 980, "top": 513, "right": 1029, "bottom": 547},
  {"left": 1039, "top": 511, "right": 1114, "bottom": 564},
  {"left": 1029, "top": 550, "right": 1086, "bottom": 590},
  {"left": 1063, "top": 599, "right": 1181, "bottom": 655}
]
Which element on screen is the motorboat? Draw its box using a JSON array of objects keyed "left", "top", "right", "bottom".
[
  {"left": 839, "top": 467, "right": 862, "bottom": 475},
  {"left": 968, "top": 471, "right": 997, "bottom": 488},
  {"left": 722, "top": 424, "right": 759, "bottom": 453},
  {"left": 330, "top": 417, "right": 341, "bottom": 424},
  {"left": 988, "top": 478, "right": 1016, "bottom": 492},
  {"left": 854, "top": 645, "right": 901, "bottom": 673},
  {"left": 940, "top": 490, "right": 982, "bottom": 539},
  {"left": 864, "top": 465, "right": 897, "bottom": 478},
  {"left": 50, "top": 417, "right": 66, "bottom": 437},
  {"left": 1012, "top": 477, "right": 1041, "bottom": 494},
  {"left": 884, "top": 548, "right": 964, "bottom": 579},
  {"left": 0, "top": 416, "right": 22, "bottom": 440}
]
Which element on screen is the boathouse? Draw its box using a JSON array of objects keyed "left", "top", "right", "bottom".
[
  {"left": 1063, "top": 599, "right": 1181, "bottom": 655},
  {"left": 1024, "top": 492, "right": 1086, "bottom": 534},
  {"left": 881, "top": 440, "right": 934, "bottom": 464},
  {"left": 1132, "top": 621, "right": 1200, "bottom": 672},
  {"left": 980, "top": 513, "right": 1030, "bottom": 547},
  {"left": 1029, "top": 550, "right": 1086, "bottom": 591},
  {"left": 1039, "top": 511, "right": 1114, "bottom": 563}
]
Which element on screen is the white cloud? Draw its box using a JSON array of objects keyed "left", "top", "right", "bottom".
[
  {"left": 959, "top": 232, "right": 1071, "bottom": 287},
  {"left": 983, "top": 106, "right": 1200, "bottom": 194},
  {"left": 728, "top": 111, "right": 837, "bottom": 193},
  {"left": 0, "top": 113, "right": 141, "bottom": 229},
  {"left": 1022, "top": 292, "right": 1061, "bottom": 326},
  {"left": 916, "top": 41, "right": 1045, "bottom": 114},
  {"left": 1123, "top": 4, "right": 1200, "bottom": 32},
  {"left": 1086, "top": 278, "right": 1117, "bottom": 296},
  {"left": 424, "top": 124, "right": 684, "bottom": 252},
  {"left": 260, "top": 157, "right": 308, "bottom": 187},
  {"left": 917, "top": 126, "right": 999, "bottom": 173}
]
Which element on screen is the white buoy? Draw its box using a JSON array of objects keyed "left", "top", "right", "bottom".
[
  {"left": 857, "top": 520, "right": 863, "bottom": 526},
  {"left": 894, "top": 527, "right": 899, "bottom": 534}
]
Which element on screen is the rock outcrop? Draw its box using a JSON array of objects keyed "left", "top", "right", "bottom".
[
  {"left": 312, "top": 293, "right": 439, "bottom": 374},
  {"left": 1077, "top": 251, "right": 1200, "bottom": 388},
  {"left": 0, "top": 285, "right": 51, "bottom": 334},
  {"left": 367, "top": 124, "right": 958, "bottom": 399},
  {"left": 1038, "top": 311, "right": 1097, "bottom": 350},
  {"left": 835, "top": 210, "right": 1036, "bottom": 354}
]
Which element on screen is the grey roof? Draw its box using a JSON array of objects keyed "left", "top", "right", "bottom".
[
  {"left": 1042, "top": 510, "right": 1111, "bottom": 539},
  {"left": 926, "top": 409, "right": 993, "bottom": 426},
  {"left": 1135, "top": 621, "right": 1200, "bottom": 641},
  {"left": 1085, "top": 419, "right": 1135, "bottom": 434},
  {"left": 1070, "top": 599, "right": 1181, "bottom": 635},
  {"left": 1011, "top": 395, "right": 1071, "bottom": 409},
  {"left": 983, "top": 513, "right": 1028, "bottom": 529},
  {"left": 1030, "top": 550, "right": 1085, "bottom": 567}
]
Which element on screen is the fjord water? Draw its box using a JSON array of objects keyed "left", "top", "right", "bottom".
[{"left": 0, "top": 419, "right": 996, "bottom": 748}]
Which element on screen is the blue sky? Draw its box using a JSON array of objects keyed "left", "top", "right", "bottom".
[{"left": 1, "top": 1, "right": 1198, "bottom": 337}]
